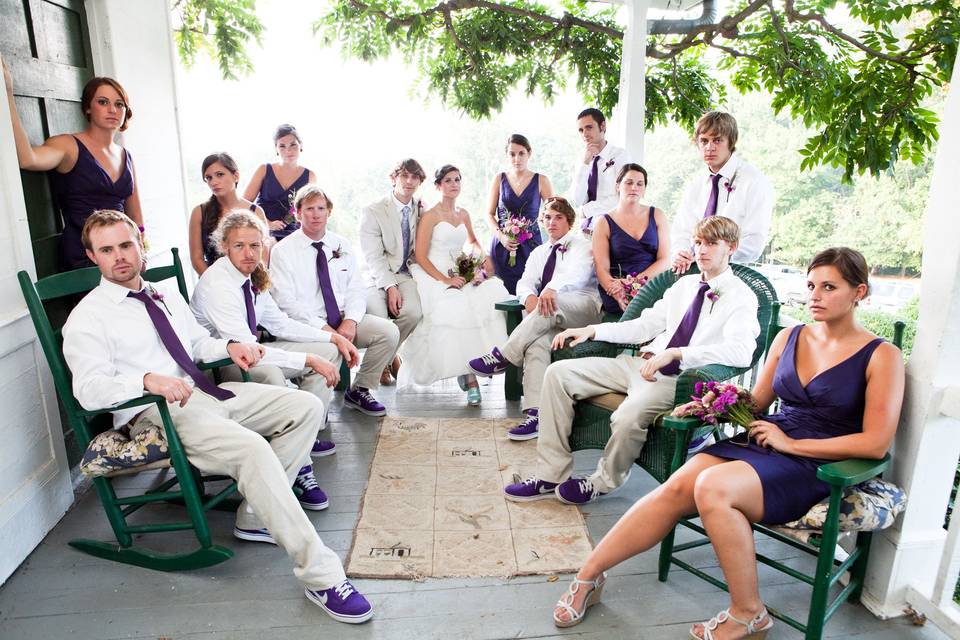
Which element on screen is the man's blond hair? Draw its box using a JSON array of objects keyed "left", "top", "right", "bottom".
[
  {"left": 694, "top": 111, "right": 739, "bottom": 152},
  {"left": 81, "top": 209, "right": 140, "bottom": 250},
  {"left": 294, "top": 184, "right": 334, "bottom": 213},
  {"left": 694, "top": 216, "right": 740, "bottom": 245}
]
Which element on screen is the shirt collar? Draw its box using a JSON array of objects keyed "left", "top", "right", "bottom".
[
  {"left": 217, "top": 256, "right": 251, "bottom": 287},
  {"left": 100, "top": 275, "right": 146, "bottom": 305},
  {"left": 296, "top": 227, "right": 328, "bottom": 246},
  {"left": 701, "top": 266, "right": 734, "bottom": 288},
  {"left": 709, "top": 153, "right": 741, "bottom": 181},
  {"left": 550, "top": 229, "right": 577, "bottom": 247},
  {"left": 595, "top": 141, "right": 613, "bottom": 161},
  {"left": 392, "top": 193, "right": 415, "bottom": 214}
]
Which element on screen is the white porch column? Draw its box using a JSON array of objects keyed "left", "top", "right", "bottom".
[
  {"left": 861, "top": 53, "right": 960, "bottom": 621},
  {"left": 613, "top": 0, "right": 648, "bottom": 162}
]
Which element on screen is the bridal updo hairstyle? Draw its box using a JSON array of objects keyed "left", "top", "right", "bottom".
[
  {"left": 434, "top": 164, "right": 460, "bottom": 185},
  {"left": 212, "top": 210, "right": 272, "bottom": 293}
]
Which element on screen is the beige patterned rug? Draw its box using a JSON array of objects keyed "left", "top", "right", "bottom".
[{"left": 346, "top": 417, "right": 593, "bottom": 579}]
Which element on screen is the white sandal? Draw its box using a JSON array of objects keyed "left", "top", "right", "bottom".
[
  {"left": 552, "top": 571, "right": 606, "bottom": 628},
  {"left": 690, "top": 607, "right": 773, "bottom": 640}
]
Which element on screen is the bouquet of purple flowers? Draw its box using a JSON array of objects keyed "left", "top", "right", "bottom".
[
  {"left": 621, "top": 272, "right": 649, "bottom": 303},
  {"left": 500, "top": 215, "right": 534, "bottom": 266},
  {"left": 448, "top": 251, "right": 487, "bottom": 286},
  {"left": 672, "top": 381, "right": 758, "bottom": 429}
]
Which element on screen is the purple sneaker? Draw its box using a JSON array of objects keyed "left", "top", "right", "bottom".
[
  {"left": 311, "top": 439, "right": 337, "bottom": 458},
  {"left": 305, "top": 579, "right": 373, "bottom": 624},
  {"left": 294, "top": 465, "right": 329, "bottom": 511},
  {"left": 468, "top": 347, "right": 509, "bottom": 377},
  {"left": 504, "top": 476, "right": 559, "bottom": 502},
  {"left": 508, "top": 409, "right": 539, "bottom": 441},
  {"left": 233, "top": 526, "right": 276, "bottom": 545},
  {"left": 556, "top": 477, "right": 606, "bottom": 505},
  {"left": 343, "top": 386, "right": 386, "bottom": 416},
  {"left": 687, "top": 432, "right": 716, "bottom": 454}
]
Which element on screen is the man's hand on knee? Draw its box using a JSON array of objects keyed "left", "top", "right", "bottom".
[
  {"left": 538, "top": 288, "right": 558, "bottom": 317},
  {"left": 227, "top": 342, "right": 265, "bottom": 371},
  {"left": 330, "top": 333, "right": 360, "bottom": 367},
  {"left": 305, "top": 355, "right": 340, "bottom": 388},
  {"left": 386, "top": 285, "right": 403, "bottom": 317},
  {"left": 552, "top": 326, "right": 595, "bottom": 350},
  {"left": 144, "top": 373, "right": 193, "bottom": 407}
]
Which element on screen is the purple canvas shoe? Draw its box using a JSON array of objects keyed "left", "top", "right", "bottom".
[
  {"left": 311, "top": 439, "right": 337, "bottom": 457},
  {"left": 556, "top": 477, "right": 606, "bottom": 505},
  {"left": 232, "top": 526, "right": 276, "bottom": 545},
  {"left": 504, "top": 476, "right": 559, "bottom": 502},
  {"left": 294, "top": 465, "right": 329, "bottom": 511},
  {"left": 343, "top": 386, "right": 386, "bottom": 416},
  {"left": 305, "top": 579, "right": 373, "bottom": 624},
  {"left": 508, "top": 409, "right": 539, "bottom": 441},
  {"left": 467, "top": 347, "right": 509, "bottom": 377}
]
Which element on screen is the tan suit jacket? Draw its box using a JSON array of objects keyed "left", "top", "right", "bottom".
[{"left": 360, "top": 194, "right": 423, "bottom": 289}]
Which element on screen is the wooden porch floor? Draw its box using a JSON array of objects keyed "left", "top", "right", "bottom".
[{"left": 0, "top": 378, "right": 948, "bottom": 639}]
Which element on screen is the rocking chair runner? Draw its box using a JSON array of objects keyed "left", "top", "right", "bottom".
[{"left": 18, "top": 248, "right": 247, "bottom": 571}]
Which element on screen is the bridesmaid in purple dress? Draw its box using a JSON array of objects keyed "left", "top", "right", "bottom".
[
  {"left": 592, "top": 164, "right": 670, "bottom": 316},
  {"left": 243, "top": 124, "right": 317, "bottom": 241},
  {"left": 548, "top": 247, "right": 905, "bottom": 639},
  {"left": 3, "top": 60, "right": 144, "bottom": 270},
  {"left": 484, "top": 134, "right": 555, "bottom": 294}
]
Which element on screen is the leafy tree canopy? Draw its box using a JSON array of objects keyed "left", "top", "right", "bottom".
[{"left": 173, "top": 0, "right": 958, "bottom": 180}]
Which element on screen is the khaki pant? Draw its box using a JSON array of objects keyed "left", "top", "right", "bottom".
[
  {"left": 498, "top": 292, "right": 601, "bottom": 411},
  {"left": 364, "top": 276, "right": 422, "bottom": 348},
  {"left": 131, "top": 382, "right": 346, "bottom": 590},
  {"left": 351, "top": 314, "right": 400, "bottom": 390},
  {"left": 537, "top": 354, "right": 678, "bottom": 492}
]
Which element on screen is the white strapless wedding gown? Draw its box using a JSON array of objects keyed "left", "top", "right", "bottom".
[{"left": 400, "top": 221, "right": 510, "bottom": 385}]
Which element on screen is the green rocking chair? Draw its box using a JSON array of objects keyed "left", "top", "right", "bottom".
[{"left": 18, "top": 248, "right": 246, "bottom": 572}]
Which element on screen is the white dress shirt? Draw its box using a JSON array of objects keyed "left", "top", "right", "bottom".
[
  {"left": 515, "top": 229, "right": 600, "bottom": 305},
  {"left": 191, "top": 257, "right": 334, "bottom": 371},
  {"left": 592, "top": 267, "right": 760, "bottom": 371},
  {"left": 269, "top": 228, "right": 367, "bottom": 327},
  {"left": 569, "top": 142, "right": 630, "bottom": 225},
  {"left": 671, "top": 153, "right": 774, "bottom": 263},
  {"left": 62, "top": 276, "right": 230, "bottom": 427}
]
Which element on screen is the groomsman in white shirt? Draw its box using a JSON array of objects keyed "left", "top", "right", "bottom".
[
  {"left": 504, "top": 216, "right": 760, "bottom": 506},
  {"left": 671, "top": 111, "right": 774, "bottom": 274},
  {"left": 568, "top": 108, "right": 631, "bottom": 233},
  {"left": 62, "top": 210, "right": 373, "bottom": 623},
  {"left": 191, "top": 210, "right": 362, "bottom": 510},
  {"left": 467, "top": 197, "right": 601, "bottom": 440},
  {"left": 360, "top": 159, "right": 427, "bottom": 385},
  {"left": 271, "top": 185, "right": 399, "bottom": 417}
]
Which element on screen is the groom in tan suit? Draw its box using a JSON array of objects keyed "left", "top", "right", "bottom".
[{"left": 360, "top": 158, "right": 427, "bottom": 384}]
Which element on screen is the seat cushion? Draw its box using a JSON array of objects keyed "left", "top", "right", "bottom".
[
  {"left": 776, "top": 477, "right": 907, "bottom": 533},
  {"left": 584, "top": 393, "right": 626, "bottom": 412},
  {"left": 80, "top": 424, "right": 170, "bottom": 478}
]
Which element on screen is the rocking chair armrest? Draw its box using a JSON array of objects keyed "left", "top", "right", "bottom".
[
  {"left": 816, "top": 454, "right": 891, "bottom": 487},
  {"left": 678, "top": 364, "right": 750, "bottom": 386},
  {"left": 552, "top": 340, "right": 621, "bottom": 361},
  {"left": 77, "top": 393, "right": 169, "bottom": 418},
  {"left": 198, "top": 356, "right": 250, "bottom": 382},
  {"left": 494, "top": 299, "right": 524, "bottom": 314},
  {"left": 661, "top": 415, "right": 704, "bottom": 432}
]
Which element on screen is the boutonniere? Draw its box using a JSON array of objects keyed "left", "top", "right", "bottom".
[
  {"left": 706, "top": 288, "right": 721, "bottom": 313},
  {"left": 602, "top": 158, "right": 616, "bottom": 172},
  {"left": 329, "top": 245, "right": 346, "bottom": 261},
  {"left": 556, "top": 241, "right": 571, "bottom": 257},
  {"left": 251, "top": 284, "right": 261, "bottom": 301},
  {"left": 148, "top": 285, "right": 172, "bottom": 316},
  {"left": 722, "top": 169, "right": 739, "bottom": 202}
]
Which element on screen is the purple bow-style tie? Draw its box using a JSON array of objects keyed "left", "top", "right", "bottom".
[
  {"left": 703, "top": 174, "right": 722, "bottom": 218},
  {"left": 586, "top": 155, "right": 601, "bottom": 203},
  {"left": 538, "top": 243, "right": 562, "bottom": 294},
  {"left": 241, "top": 280, "right": 258, "bottom": 337},
  {"left": 312, "top": 241, "right": 343, "bottom": 329},
  {"left": 127, "top": 289, "right": 235, "bottom": 401},
  {"left": 659, "top": 281, "right": 712, "bottom": 376}
]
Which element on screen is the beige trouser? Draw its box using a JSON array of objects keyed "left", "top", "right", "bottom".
[
  {"left": 222, "top": 341, "right": 341, "bottom": 429},
  {"left": 352, "top": 313, "right": 400, "bottom": 390},
  {"left": 498, "top": 292, "right": 601, "bottom": 411},
  {"left": 537, "top": 355, "right": 678, "bottom": 492},
  {"left": 364, "top": 275, "right": 422, "bottom": 348},
  {"left": 131, "top": 382, "right": 346, "bottom": 590}
]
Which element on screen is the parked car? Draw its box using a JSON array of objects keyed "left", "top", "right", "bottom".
[
  {"left": 864, "top": 278, "right": 919, "bottom": 313},
  {"left": 747, "top": 262, "right": 807, "bottom": 304}
]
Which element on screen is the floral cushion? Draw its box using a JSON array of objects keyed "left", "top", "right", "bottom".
[
  {"left": 80, "top": 425, "right": 169, "bottom": 477},
  {"left": 778, "top": 478, "right": 907, "bottom": 532}
]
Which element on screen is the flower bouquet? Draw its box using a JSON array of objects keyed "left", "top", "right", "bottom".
[
  {"left": 448, "top": 251, "right": 486, "bottom": 286},
  {"left": 283, "top": 187, "right": 298, "bottom": 226},
  {"left": 672, "top": 381, "right": 758, "bottom": 432},
  {"left": 499, "top": 214, "right": 534, "bottom": 266},
  {"left": 621, "top": 272, "right": 649, "bottom": 304}
]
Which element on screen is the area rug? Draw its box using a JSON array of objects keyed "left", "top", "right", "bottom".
[{"left": 346, "top": 416, "right": 593, "bottom": 579}]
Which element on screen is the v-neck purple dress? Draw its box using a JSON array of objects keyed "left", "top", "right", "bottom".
[
  {"left": 600, "top": 209, "right": 658, "bottom": 314},
  {"left": 254, "top": 164, "right": 309, "bottom": 240},
  {"left": 52, "top": 136, "right": 134, "bottom": 269},
  {"left": 702, "top": 324, "right": 885, "bottom": 524},
  {"left": 490, "top": 172, "right": 543, "bottom": 294}
]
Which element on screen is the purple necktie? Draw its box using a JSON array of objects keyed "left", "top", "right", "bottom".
[
  {"left": 538, "top": 244, "right": 562, "bottom": 294},
  {"left": 586, "top": 155, "right": 601, "bottom": 202},
  {"left": 312, "top": 241, "right": 343, "bottom": 329},
  {"left": 659, "top": 281, "right": 712, "bottom": 376},
  {"left": 703, "top": 174, "right": 722, "bottom": 218},
  {"left": 241, "top": 280, "right": 258, "bottom": 337},
  {"left": 127, "top": 290, "right": 236, "bottom": 401}
]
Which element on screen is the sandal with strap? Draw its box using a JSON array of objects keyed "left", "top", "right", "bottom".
[
  {"left": 553, "top": 572, "right": 606, "bottom": 628},
  {"left": 689, "top": 607, "right": 773, "bottom": 640}
]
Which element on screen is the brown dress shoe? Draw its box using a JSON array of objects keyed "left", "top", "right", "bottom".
[
  {"left": 380, "top": 366, "right": 394, "bottom": 386},
  {"left": 390, "top": 355, "right": 402, "bottom": 378}
]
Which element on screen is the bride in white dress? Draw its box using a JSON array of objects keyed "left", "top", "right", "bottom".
[{"left": 400, "top": 165, "right": 510, "bottom": 405}]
